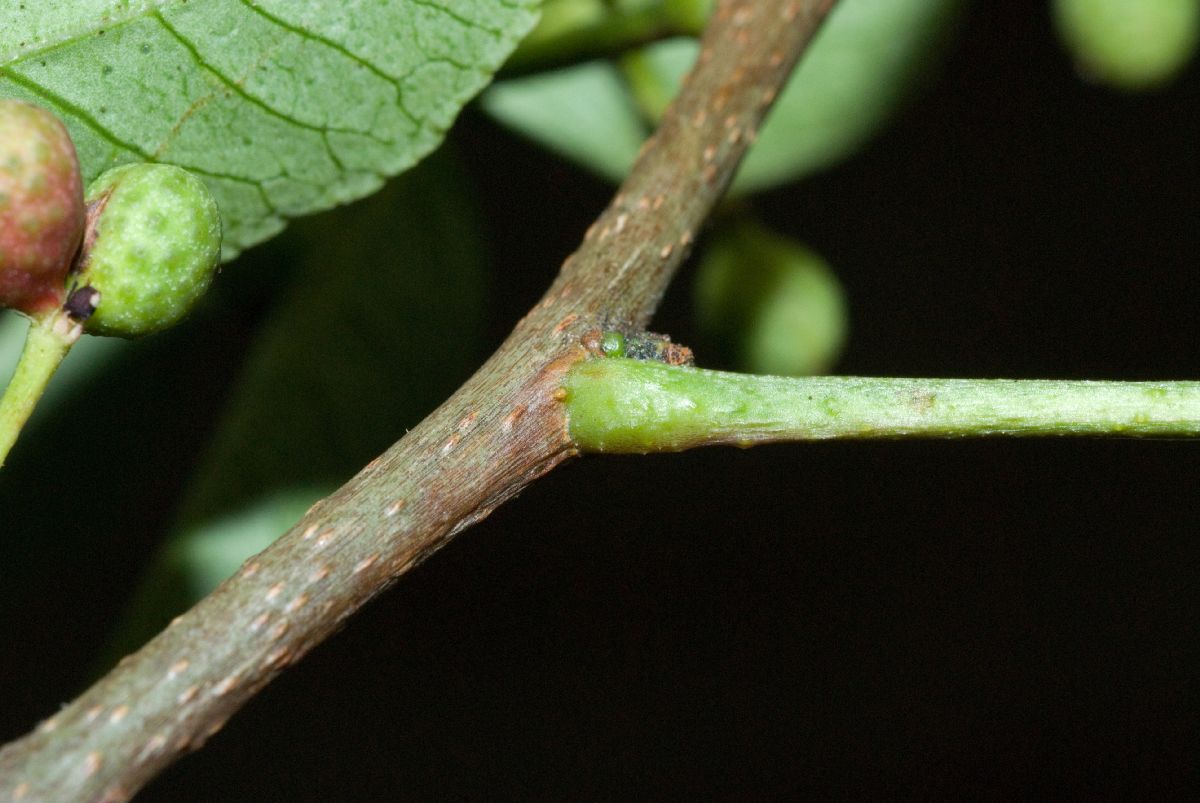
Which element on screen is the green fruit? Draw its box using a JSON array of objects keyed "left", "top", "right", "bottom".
[
  {"left": 1053, "top": 0, "right": 1200, "bottom": 90},
  {"left": 0, "top": 100, "right": 85, "bottom": 316},
  {"left": 76, "top": 164, "right": 221, "bottom": 338},
  {"left": 695, "top": 220, "right": 847, "bottom": 377}
]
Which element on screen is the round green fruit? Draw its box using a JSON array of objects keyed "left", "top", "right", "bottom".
[
  {"left": 76, "top": 163, "right": 221, "bottom": 338},
  {"left": 695, "top": 220, "right": 847, "bottom": 378},
  {"left": 0, "top": 99, "right": 85, "bottom": 316},
  {"left": 1053, "top": 0, "right": 1200, "bottom": 90}
]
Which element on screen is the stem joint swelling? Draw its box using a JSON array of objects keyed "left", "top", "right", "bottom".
[{"left": 563, "top": 358, "right": 1200, "bottom": 454}]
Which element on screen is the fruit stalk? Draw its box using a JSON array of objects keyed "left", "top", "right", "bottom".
[{"left": 0, "top": 311, "right": 80, "bottom": 466}]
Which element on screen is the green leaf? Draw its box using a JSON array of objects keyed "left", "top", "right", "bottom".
[
  {"left": 733, "top": 0, "right": 962, "bottom": 192},
  {"left": 481, "top": 60, "right": 648, "bottom": 182},
  {"left": 484, "top": 0, "right": 961, "bottom": 192},
  {"left": 0, "top": 0, "right": 539, "bottom": 259},
  {"left": 105, "top": 146, "right": 487, "bottom": 654}
]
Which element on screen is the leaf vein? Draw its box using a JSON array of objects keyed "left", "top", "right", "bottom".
[
  {"left": 235, "top": 0, "right": 421, "bottom": 126},
  {"left": 152, "top": 12, "right": 392, "bottom": 172},
  {"left": 406, "top": 0, "right": 504, "bottom": 38},
  {"left": 0, "top": 66, "right": 151, "bottom": 160}
]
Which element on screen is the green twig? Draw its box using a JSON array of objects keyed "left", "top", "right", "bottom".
[
  {"left": 0, "top": 312, "right": 79, "bottom": 467},
  {"left": 566, "top": 358, "right": 1200, "bottom": 452}
]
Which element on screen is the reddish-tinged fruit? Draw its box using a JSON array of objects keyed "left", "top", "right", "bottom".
[{"left": 0, "top": 100, "right": 85, "bottom": 316}]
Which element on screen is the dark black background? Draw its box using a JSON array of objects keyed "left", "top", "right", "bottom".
[{"left": 4, "top": 3, "right": 1199, "bottom": 799}]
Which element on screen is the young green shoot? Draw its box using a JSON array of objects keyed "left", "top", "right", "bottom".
[{"left": 565, "top": 355, "right": 1200, "bottom": 453}]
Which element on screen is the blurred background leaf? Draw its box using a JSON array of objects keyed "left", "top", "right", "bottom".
[
  {"left": 484, "top": 0, "right": 964, "bottom": 194},
  {"left": 480, "top": 61, "right": 648, "bottom": 183}
]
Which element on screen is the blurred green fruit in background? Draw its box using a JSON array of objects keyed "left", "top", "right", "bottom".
[
  {"left": 1053, "top": 0, "right": 1200, "bottom": 90},
  {"left": 695, "top": 219, "right": 847, "bottom": 377}
]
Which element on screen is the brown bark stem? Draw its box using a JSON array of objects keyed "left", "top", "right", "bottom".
[{"left": 0, "top": 2, "right": 835, "bottom": 799}]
